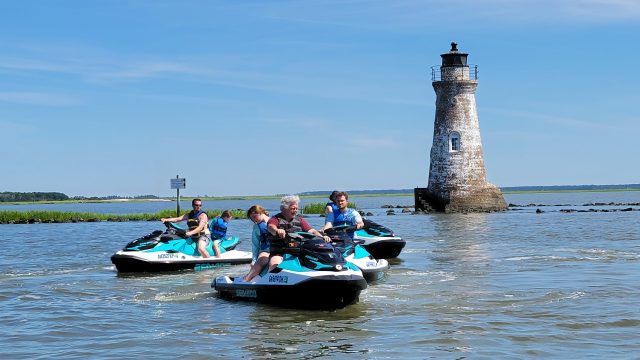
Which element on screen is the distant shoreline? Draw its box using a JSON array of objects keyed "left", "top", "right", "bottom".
[{"left": 1, "top": 187, "right": 640, "bottom": 205}]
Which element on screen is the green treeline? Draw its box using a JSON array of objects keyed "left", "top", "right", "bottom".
[
  {"left": 0, "top": 192, "right": 69, "bottom": 202},
  {"left": 0, "top": 192, "right": 162, "bottom": 203}
]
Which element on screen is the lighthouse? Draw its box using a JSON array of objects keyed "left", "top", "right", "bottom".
[{"left": 415, "top": 43, "right": 507, "bottom": 213}]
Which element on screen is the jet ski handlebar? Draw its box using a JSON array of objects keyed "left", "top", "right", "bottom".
[
  {"left": 323, "top": 224, "right": 358, "bottom": 235},
  {"left": 163, "top": 221, "right": 188, "bottom": 238},
  {"left": 322, "top": 226, "right": 365, "bottom": 245},
  {"left": 285, "top": 232, "right": 319, "bottom": 241}
]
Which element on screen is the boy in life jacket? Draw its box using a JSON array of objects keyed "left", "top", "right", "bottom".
[{"left": 209, "top": 210, "right": 232, "bottom": 239}]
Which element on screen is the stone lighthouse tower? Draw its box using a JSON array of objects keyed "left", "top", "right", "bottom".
[{"left": 415, "top": 42, "right": 507, "bottom": 213}]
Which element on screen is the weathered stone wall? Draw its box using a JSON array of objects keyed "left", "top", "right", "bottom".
[
  {"left": 441, "top": 66, "right": 470, "bottom": 81},
  {"left": 421, "top": 75, "right": 507, "bottom": 213},
  {"left": 428, "top": 81, "right": 488, "bottom": 191},
  {"left": 446, "top": 184, "right": 507, "bottom": 213}
]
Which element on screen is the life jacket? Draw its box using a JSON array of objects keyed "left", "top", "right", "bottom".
[
  {"left": 273, "top": 213, "right": 304, "bottom": 233},
  {"left": 326, "top": 202, "right": 339, "bottom": 214},
  {"left": 209, "top": 217, "right": 228, "bottom": 239},
  {"left": 268, "top": 213, "right": 304, "bottom": 253},
  {"left": 256, "top": 221, "right": 269, "bottom": 247},
  {"left": 187, "top": 210, "right": 205, "bottom": 236},
  {"left": 331, "top": 208, "right": 356, "bottom": 227}
]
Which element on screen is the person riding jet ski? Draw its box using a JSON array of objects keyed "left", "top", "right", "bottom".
[
  {"left": 160, "top": 198, "right": 219, "bottom": 258},
  {"left": 266, "top": 195, "right": 331, "bottom": 273},
  {"left": 321, "top": 191, "right": 389, "bottom": 282}
]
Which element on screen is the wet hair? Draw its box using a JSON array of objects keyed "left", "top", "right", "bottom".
[
  {"left": 329, "top": 190, "right": 340, "bottom": 202},
  {"left": 280, "top": 195, "right": 300, "bottom": 211},
  {"left": 192, "top": 198, "right": 202, "bottom": 206},
  {"left": 221, "top": 210, "right": 232, "bottom": 219},
  {"left": 246, "top": 204, "right": 269, "bottom": 218}
]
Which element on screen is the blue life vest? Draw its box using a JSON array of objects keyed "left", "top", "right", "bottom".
[
  {"left": 187, "top": 210, "right": 205, "bottom": 235},
  {"left": 326, "top": 202, "right": 339, "bottom": 214},
  {"left": 257, "top": 221, "right": 269, "bottom": 248},
  {"left": 209, "top": 217, "right": 228, "bottom": 239},
  {"left": 332, "top": 208, "right": 360, "bottom": 227}
]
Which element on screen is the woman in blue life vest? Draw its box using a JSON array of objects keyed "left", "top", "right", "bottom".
[
  {"left": 322, "top": 191, "right": 364, "bottom": 233},
  {"left": 242, "top": 205, "right": 270, "bottom": 282},
  {"left": 160, "top": 198, "right": 219, "bottom": 257}
]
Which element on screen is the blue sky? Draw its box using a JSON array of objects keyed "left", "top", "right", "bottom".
[{"left": 1, "top": 0, "right": 639, "bottom": 197}]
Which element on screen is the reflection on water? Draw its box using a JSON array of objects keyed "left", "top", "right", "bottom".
[
  {"left": 430, "top": 213, "right": 492, "bottom": 264},
  {"left": 243, "top": 305, "right": 370, "bottom": 359}
]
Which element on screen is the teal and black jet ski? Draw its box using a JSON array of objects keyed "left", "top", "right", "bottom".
[
  {"left": 212, "top": 232, "right": 367, "bottom": 309},
  {"left": 324, "top": 225, "right": 389, "bottom": 282},
  {"left": 111, "top": 222, "right": 252, "bottom": 273},
  {"left": 352, "top": 219, "right": 405, "bottom": 259}
]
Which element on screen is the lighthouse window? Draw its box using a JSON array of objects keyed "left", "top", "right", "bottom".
[{"left": 450, "top": 132, "right": 460, "bottom": 152}]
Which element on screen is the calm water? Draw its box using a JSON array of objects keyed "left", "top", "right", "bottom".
[{"left": 1, "top": 193, "right": 639, "bottom": 358}]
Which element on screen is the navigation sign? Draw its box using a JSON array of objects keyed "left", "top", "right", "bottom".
[
  {"left": 171, "top": 175, "right": 186, "bottom": 216},
  {"left": 170, "top": 178, "right": 186, "bottom": 189}
]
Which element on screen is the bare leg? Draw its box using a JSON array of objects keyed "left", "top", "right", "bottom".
[
  {"left": 244, "top": 253, "right": 269, "bottom": 281},
  {"left": 198, "top": 240, "right": 210, "bottom": 258},
  {"left": 268, "top": 255, "right": 283, "bottom": 272},
  {"left": 213, "top": 241, "right": 221, "bottom": 257}
]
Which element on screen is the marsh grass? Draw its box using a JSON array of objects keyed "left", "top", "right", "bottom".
[
  {"left": 0, "top": 209, "right": 247, "bottom": 224},
  {"left": 302, "top": 202, "right": 358, "bottom": 215}
]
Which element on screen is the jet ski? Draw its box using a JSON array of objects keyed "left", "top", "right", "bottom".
[
  {"left": 212, "top": 232, "right": 367, "bottom": 310},
  {"left": 111, "top": 222, "right": 252, "bottom": 273},
  {"left": 352, "top": 219, "right": 406, "bottom": 259},
  {"left": 324, "top": 225, "right": 389, "bottom": 283}
]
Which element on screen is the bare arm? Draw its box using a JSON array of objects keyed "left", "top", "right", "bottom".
[
  {"left": 160, "top": 214, "right": 187, "bottom": 223},
  {"left": 268, "top": 222, "right": 286, "bottom": 238},
  {"left": 354, "top": 210, "right": 364, "bottom": 229}
]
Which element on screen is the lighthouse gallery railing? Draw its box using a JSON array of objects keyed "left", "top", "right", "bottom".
[{"left": 431, "top": 65, "right": 478, "bottom": 81}]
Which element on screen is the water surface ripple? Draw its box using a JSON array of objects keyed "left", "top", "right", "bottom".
[{"left": 1, "top": 194, "right": 639, "bottom": 358}]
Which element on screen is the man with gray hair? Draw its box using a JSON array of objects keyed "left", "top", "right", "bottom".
[{"left": 267, "top": 195, "right": 329, "bottom": 271}]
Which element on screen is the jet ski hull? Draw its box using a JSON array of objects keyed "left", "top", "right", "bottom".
[
  {"left": 343, "top": 245, "right": 389, "bottom": 283},
  {"left": 213, "top": 271, "right": 367, "bottom": 310},
  {"left": 111, "top": 224, "right": 252, "bottom": 273},
  {"left": 359, "top": 238, "right": 406, "bottom": 259},
  {"left": 352, "top": 257, "right": 389, "bottom": 283},
  {"left": 111, "top": 250, "right": 252, "bottom": 273}
]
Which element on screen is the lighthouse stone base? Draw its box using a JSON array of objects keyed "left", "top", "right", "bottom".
[{"left": 414, "top": 185, "right": 508, "bottom": 213}]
